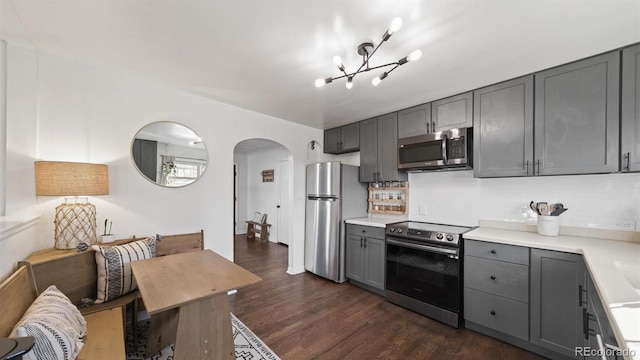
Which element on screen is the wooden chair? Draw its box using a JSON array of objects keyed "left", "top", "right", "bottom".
[{"left": 245, "top": 215, "right": 271, "bottom": 242}]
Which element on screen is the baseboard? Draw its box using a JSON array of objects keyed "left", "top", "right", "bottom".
[{"left": 286, "top": 266, "right": 305, "bottom": 275}]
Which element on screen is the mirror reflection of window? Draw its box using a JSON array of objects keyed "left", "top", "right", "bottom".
[{"left": 132, "top": 122, "right": 208, "bottom": 188}]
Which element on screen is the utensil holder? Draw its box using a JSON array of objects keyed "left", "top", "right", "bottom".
[{"left": 537, "top": 216, "right": 559, "bottom": 236}]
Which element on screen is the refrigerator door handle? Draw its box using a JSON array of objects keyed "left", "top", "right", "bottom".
[{"left": 308, "top": 196, "right": 338, "bottom": 201}]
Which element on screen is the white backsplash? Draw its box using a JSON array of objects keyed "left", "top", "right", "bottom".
[{"left": 408, "top": 170, "right": 640, "bottom": 230}]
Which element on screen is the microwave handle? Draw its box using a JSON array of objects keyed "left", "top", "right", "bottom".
[{"left": 442, "top": 134, "right": 448, "bottom": 165}]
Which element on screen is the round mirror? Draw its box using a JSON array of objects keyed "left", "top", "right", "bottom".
[{"left": 131, "top": 121, "right": 208, "bottom": 187}]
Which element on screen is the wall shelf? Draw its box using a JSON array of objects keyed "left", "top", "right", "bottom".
[{"left": 368, "top": 183, "right": 409, "bottom": 215}]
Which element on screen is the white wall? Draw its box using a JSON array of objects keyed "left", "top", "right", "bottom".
[
  {"left": 408, "top": 170, "right": 640, "bottom": 230},
  {"left": 3, "top": 44, "right": 323, "bottom": 276},
  {"left": 234, "top": 152, "right": 248, "bottom": 234},
  {"left": 244, "top": 145, "right": 290, "bottom": 242},
  {"left": 0, "top": 45, "right": 45, "bottom": 279}
]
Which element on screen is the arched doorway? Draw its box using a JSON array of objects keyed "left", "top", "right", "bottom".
[{"left": 233, "top": 138, "right": 292, "bottom": 249}]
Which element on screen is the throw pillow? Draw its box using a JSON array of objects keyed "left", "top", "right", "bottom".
[
  {"left": 11, "top": 285, "right": 87, "bottom": 360},
  {"left": 92, "top": 237, "right": 156, "bottom": 304}
]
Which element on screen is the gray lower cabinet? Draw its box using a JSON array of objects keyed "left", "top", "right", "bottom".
[
  {"left": 464, "top": 240, "right": 530, "bottom": 341},
  {"left": 432, "top": 91, "right": 473, "bottom": 131},
  {"left": 473, "top": 75, "right": 534, "bottom": 178},
  {"left": 346, "top": 224, "right": 385, "bottom": 293},
  {"left": 359, "top": 113, "right": 407, "bottom": 183},
  {"left": 324, "top": 123, "right": 359, "bottom": 154},
  {"left": 583, "top": 272, "right": 620, "bottom": 359},
  {"left": 622, "top": 43, "right": 640, "bottom": 172},
  {"left": 534, "top": 51, "right": 620, "bottom": 175},
  {"left": 530, "top": 248, "right": 586, "bottom": 358},
  {"left": 398, "top": 103, "right": 431, "bottom": 138},
  {"left": 465, "top": 240, "right": 591, "bottom": 360}
]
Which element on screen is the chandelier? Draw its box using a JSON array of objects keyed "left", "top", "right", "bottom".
[{"left": 315, "top": 17, "right": 422, "bottom": 89}]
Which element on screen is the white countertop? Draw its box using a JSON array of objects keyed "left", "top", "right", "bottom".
[
  {"left": 466, "top": 224, "right": 640, "bottom": 359},
  {"left": 345, "top": 215, "right": 408, "bottom": 228}
]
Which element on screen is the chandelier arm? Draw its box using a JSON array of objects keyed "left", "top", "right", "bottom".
[{"left": 327, "top": 61, "right": 401, "bottom": 82}]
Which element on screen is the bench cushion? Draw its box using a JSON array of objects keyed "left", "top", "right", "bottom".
[
  {"left": 92, "top": 237, "right": 156, "bottom": 304},
  {"left": 11, "top": 285, "right": 86, "bottom": 360}
]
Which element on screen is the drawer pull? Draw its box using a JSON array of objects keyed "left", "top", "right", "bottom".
[
  {"left": 490, "top": 250, "right": 497, "bottom": 254},
  {"left": 490, "top": 311, "right": 496, "bottom": 316},
  {"left": 490, "top": 275, "right": 496, "bottom": 280}
]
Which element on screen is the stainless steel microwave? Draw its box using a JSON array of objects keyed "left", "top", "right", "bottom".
[{"left": 397, "top": 127, "right": 472, "bottom": 170}]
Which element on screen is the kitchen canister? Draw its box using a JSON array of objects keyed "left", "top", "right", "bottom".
[{"left": 537, "top": 216, "right": 560, "bottom": 236}]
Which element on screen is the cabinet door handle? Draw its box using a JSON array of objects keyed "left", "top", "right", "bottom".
[
  {"left": 490, "top": 250, "right": 497, "bottom": 254},
  {"left": 490, "top": 311, "right": 496, "bottom": 316},
  {"left": 426, "top": 122, "right": 430, "bottom": 133},
  {"left": 536, "top": 160, "right": 541, "bottom": 175},
  {"left": 525, "top": 160, "right": 530, "bottom": 176},
  {"left": 578, "top": 285, "right": 587, "bottom": 307},
  {"left": 583, "top": 308, "right": 589, "bottom": 340},
  {"left": 432, "top": 121, "right": 436, "bottom": 132},
  {"left": 360, "top": 237, "right": 364, "bottom": 247},
  {"left": 490, "top": 275, "right": 496, "bottom": 280},
  {"left": 624, "top": 152, "right": 631, "bottom": 172},
  {"left": 364, "top": 239, "right": 367, "bottom": 248}
]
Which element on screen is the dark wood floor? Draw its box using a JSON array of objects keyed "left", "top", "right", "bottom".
[{"left": 229, "top": 235, "right": 546, "bottom": 360}]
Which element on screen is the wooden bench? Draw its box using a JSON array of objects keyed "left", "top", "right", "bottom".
[
  {"left": 245, "top": 217, "right": 271, "bottom": 242},
  {"left": 20, "top": 230, "right": 205, "bottom": 352},
  {"left": 0, "top": 263, "right": 126, "bottom": 359}
]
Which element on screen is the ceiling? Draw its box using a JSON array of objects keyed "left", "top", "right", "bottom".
[{"left": 1, "top": 1, "right": 639, "bottom": 130}]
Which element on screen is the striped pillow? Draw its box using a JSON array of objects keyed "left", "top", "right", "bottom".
[
  {"left": 92, "top": 237, "right": 156, "bottom": 304},
  {"left": 11, "top": 285, "right": 87, "bottom": 360}
]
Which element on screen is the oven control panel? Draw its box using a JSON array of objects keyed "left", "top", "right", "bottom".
[{"left": 386, "top": 224, "right": 460, "bottom": 246}]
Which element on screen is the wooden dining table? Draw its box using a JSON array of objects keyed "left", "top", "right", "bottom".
[{"left": 130, "top": 249, "right": 262, "bottom": 359}]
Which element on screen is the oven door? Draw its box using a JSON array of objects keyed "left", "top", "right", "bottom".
[{"left": 386, "top": 238, "right": 461, "bottom": 313}]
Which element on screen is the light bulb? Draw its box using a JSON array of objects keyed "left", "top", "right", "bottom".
[
  {"left": 372, "top": 72, "right": 388, "bottom": 86},
  {"left": 389, "top": 17, "right": 403, "bottom": 34},
  {"left": 333, "top": 56, "right": 342, "bottom": 66},
  {"left": 408, "top": 49, "right": 422, "bottom": 62},
  {"left": 346, "top": 77, "right": 353, "bottom": 89},
  {"left": 315, "top": 77, "right": 332, "bottom": 87}
]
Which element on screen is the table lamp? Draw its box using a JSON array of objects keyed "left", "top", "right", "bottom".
[{"left": 34, "top": 161, "right": 109, "bottom": 249}]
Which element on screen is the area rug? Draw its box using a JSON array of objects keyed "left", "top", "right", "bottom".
[{"left": 126, "top": 313, "right": 280, "bottom": 360}]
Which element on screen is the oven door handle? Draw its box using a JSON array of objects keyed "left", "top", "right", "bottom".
[{"left": 387, "top": 238, "right": 459, "bottom": 257}]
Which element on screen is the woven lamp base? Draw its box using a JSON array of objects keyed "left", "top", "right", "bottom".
[{"left": 54, "top": 198, "right": 98, "bottom": 249}]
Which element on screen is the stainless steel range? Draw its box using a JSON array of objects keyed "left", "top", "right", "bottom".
[{"left": 385, "top": 221, "right": 473, "bottom": 328}]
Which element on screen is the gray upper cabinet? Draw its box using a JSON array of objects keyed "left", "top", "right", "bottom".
[
  {"left": 530, "top": 249, "right": 585, "bottom": 358},
  {"left": 324, "top": 127, "right": 341, "bottom": 154},
  {"left": 473, "top": 76, "right": 534, "bottom": 178},
  {"left": 432, "top": 91, "right": 473, "bottom": 131},
  {"left": 359, "top": 118, "right": 378, "bottom": 182},
  {"left": 398, "top": 103, "right": 431, "bottom": 138},
  {"left": 132, "top": 138, "right": 158, "bottom": 182},
  {"left": 622, "top": 43, "right": 640, "bottom": 172},
  {"left": 324, "top": 123, "right": 360, "bottom": 154},
  {"left": 377, "top": 113, "right": 404, "bottom": 181},
  {"left": 359, "top": 113, "right": 407, "bottom": 182},
  {"left": 534, "top": 51, "right": 620, "bottom": 175}
]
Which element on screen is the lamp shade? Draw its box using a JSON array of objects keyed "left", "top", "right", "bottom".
[{"left": 35, "top": 161, "right": 109, "bottom": 196}]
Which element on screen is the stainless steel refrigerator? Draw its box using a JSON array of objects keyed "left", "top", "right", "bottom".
[{"left": 304, "top": 161, "right": 367, "bottom": 282}]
